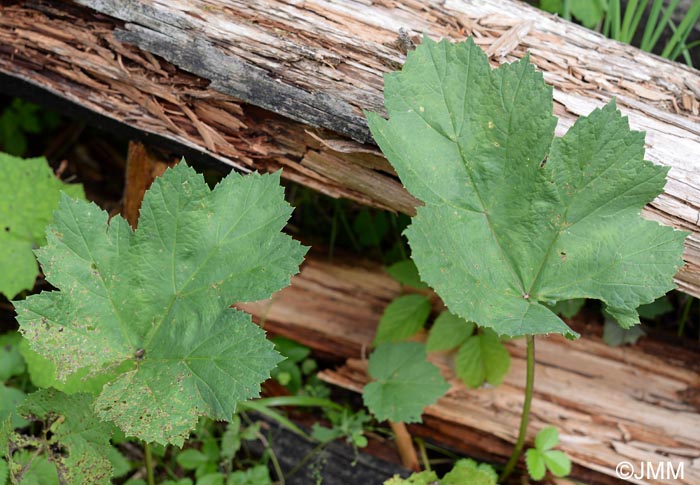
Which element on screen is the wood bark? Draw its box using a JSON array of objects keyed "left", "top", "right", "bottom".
[
  {"left": 238, "top": 255, "right": 700, "bottom": 485},
  {"left": 0, "top": 1, "right": 699, "bottom": 295}
]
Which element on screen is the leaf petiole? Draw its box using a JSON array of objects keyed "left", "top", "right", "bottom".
[{"left": 499, "top": 335, "right": 535, "bottom": 482}]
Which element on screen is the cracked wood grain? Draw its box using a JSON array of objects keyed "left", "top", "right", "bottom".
[{"left": 238, "top": 254, "right": 700, "bottom": 485}]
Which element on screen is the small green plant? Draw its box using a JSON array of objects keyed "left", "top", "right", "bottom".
[
  {"left": 311, "top": 408, "right": 371, "bottom": 449},
  {"left": 0, "top": 152, "right": 83, "bottom": 298},
  {"left": 525, "top": 426, "right": 572, "bottom": 480},
  {"left": 363, "top": 342, "right": 449, "bottom": 424},
  {"left": 367, "top": 36, "right": 686, "bottom": 481},
  {"left": 379, "top": 260, "right": 512, "bottom": 389},
  {"left": 362, "top": 341, "right": 448, "bottom": 470},
  {"left": 271, "top": 337, "right": 330, "bottom": 397},
  {"left": 384, "top": 458, "right": 497, "bottom": 484},
  {"left": 173, "top": 416, "right": 273, "bottom": 485},
  {"left": 4, "top": 161, "right": 308, "bottom": 482}
]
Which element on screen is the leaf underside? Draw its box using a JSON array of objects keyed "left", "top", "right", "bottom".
[
  {"left": 367, "top": 36, "right": 687, "bottom": 338},
  {"left": 14, "top": 163, "right": 307, "bottom": 445}
]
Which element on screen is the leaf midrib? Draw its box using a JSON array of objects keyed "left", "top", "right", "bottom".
[{"left": 141, "top": 180, "right": 266, "bottom": 350}]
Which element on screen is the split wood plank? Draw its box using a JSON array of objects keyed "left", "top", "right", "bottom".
[
  {"left": 238, "top": 255, "right": 700, "bottom": 485},
  {"left": 1, "top": 1, "right": 699, "bottom": 296}
]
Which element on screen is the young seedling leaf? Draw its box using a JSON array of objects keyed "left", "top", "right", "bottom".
[
  {"left": 15, "top": 162, "right": 307, "bottom": 445},
  {"left": 543, "top": 450, "right": 572, "bottom": 477},
  {"left": 366, "top": 36, "right": 687, "bottom": 338},
  {"left": 526, "top": 426, "right": 572, "bottom": 480},
  {"left": 427, "top": 311, "right": 474, "bottom": 352},
  {"left": 454, "top": 329, "right": 511, "bottom": 388},
  {"left": 442, "top": 458, "right": 497, "bottom": 485},
  {"left": 374, "top": 294, "right": 431, "bottom": 344},
  {"left": 534, "top": 425, "right": 560, "bottom": 451},
  {"left": 0, "top": 153, "right": 84, "bottom": 298},
  {"left": 385, "top": 459, "right": 496, "bottom": 485},
  {"left": 384, "top": 470, "right": 439, "bottom": 484},
  {"left": 7, "top": 389, "right": 113, "bottom": 484},
  {"left": 363, "top": 342, "right": 449, "bottom": 423},
  {"left": 525, "top": 448, "right": 547, "bottom": 481}
]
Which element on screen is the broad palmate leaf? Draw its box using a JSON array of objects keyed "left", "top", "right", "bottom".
[
  {"left": 367, "top": 37, "right": 687, "bottom": 338},
  {"left": 15, "top": 162, "right": 307, "bottom": 445},
  {"left": 0, "top": 153, "right": 84, "bottom": 298}
]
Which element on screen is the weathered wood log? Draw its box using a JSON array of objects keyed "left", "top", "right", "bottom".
[
  {"left": 239, "top": 255, "right": 700, "bottom": 485},
  {"left": 1, "top": 1, "right": 699, "bottom": 296}
]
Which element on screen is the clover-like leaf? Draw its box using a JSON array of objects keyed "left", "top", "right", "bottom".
[
  {"left": 363, "top": 342, "right": 449, "bottom": 423},
  {"left": 0, "top": 153, "right": 84, "bottom": 298},
  {"left": 15, "top": 162, "right": 307, "bottom": 445},
  {"left": 525, "top": 448, "right": 547, "bottom": 481},
  {"left": 544, "top": 450, "right": 572, "bottom": 477},
  {"left": 526, "top": 426, "right": 572, "bottom": 480},
  {"left": 367, "top": 36, "right": 687, "bottom": 338},
  {"left": 7, "top": 389, "right": 113, "bottom": 484}
]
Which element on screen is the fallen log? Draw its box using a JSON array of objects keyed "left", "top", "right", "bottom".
[
  {"left": 239, "top": 255, "right": 700, "bottom": 485},
  {"left": 0, "top": 1, "right": 699, "bottom": 296}
]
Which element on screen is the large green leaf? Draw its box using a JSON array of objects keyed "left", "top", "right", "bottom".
[
  {"left": 363, "top": 342, "right": 449, "bottom": 423},
  {"left": 7, "top": 389, "right": 113, "bottom": 484},
  {"left": 367, "top": 37, "right": 687, "bottom": 338},
  {"left": 0, "top": 153, "right": 84, "bottom": 298},
  {"left": 15, "top": 162, "right": 307, "bottom": 445}
]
